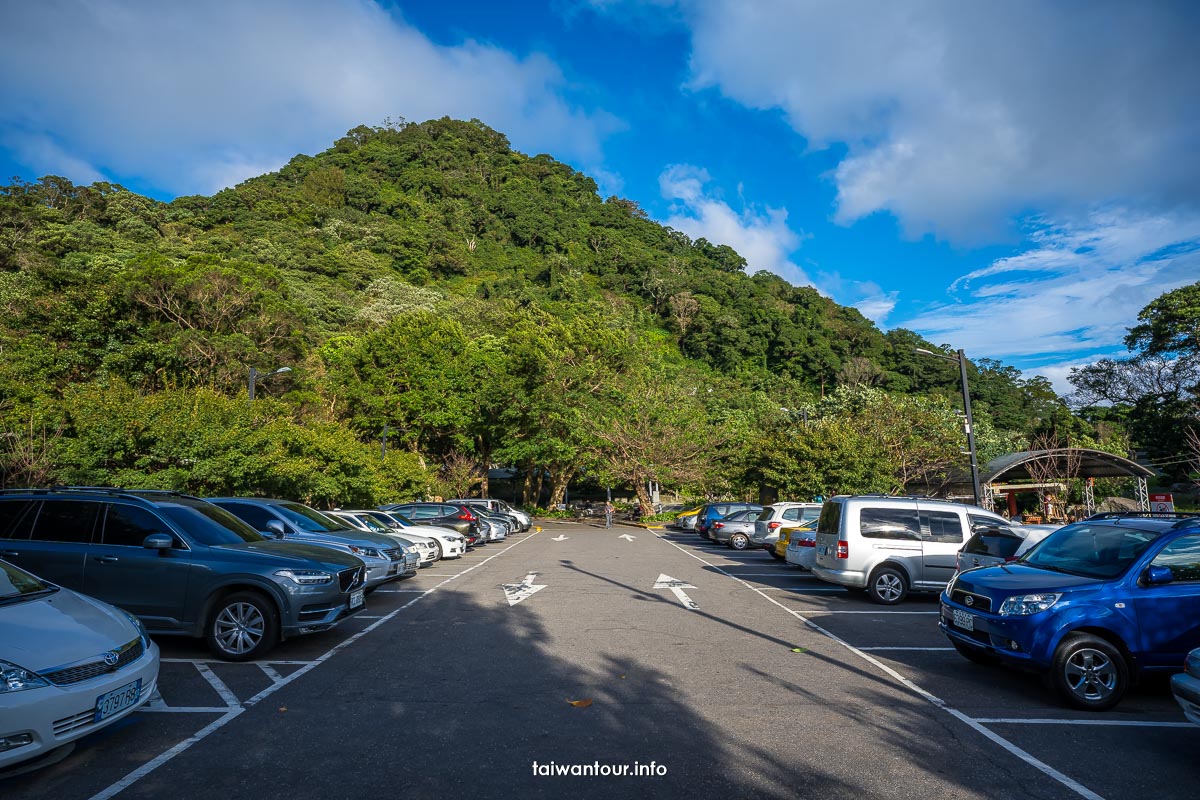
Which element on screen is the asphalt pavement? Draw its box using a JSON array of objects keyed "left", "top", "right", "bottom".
[{"left": 3, "top": 521, "right": 1197, "bottom": 800}]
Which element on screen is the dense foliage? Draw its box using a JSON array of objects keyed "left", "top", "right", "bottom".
[{"left": 0, "top": 117, "right": 1134, "bottom": 505}]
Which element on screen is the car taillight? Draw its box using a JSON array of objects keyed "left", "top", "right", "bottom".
[
  {"left": 457, "top": 512, "right": 475, "bottom": 521},
  {"left": 714, "top": 522, "right": 725, "bottom": 529},
  {"left": 768, "top": 521, "right": 781, "bottom": 530},
  {"left": 836, "top": 540, "right": 849, "bottom": 559},
  {"left": 799, "top": 539, "right": 815, "bottom": 547}
]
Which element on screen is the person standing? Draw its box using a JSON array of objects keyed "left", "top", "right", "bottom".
[{"left": 604, "top": 500, "right": 615, "bottom": 528}]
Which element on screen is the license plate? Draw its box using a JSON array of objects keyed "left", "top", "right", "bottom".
[
  {"left": 95, "top": 679, "right": 142, "bottom": 722},
  {"left": 350, "top": 590, "right": 364, "bottom": 609},
  {"left": 952, "top": 609, "right": 974, "bottom": 631}
]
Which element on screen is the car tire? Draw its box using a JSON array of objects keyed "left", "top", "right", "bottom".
[
  {"left": 951, "top": 639, "right": 999, "bottom": 665},
  {"left": 1050, "top": 633, "right": 1129, "bottom": 711},
  {"left": 866, "top": 566, "right": 908, "bottom": 605},
  {"left": 768, "top": 548, "right": 784, "bottom": 560},
  {"left": 434, "top": 541, "right": 444, "bottom": 560},
  {"left": 729, "top": 533, "right": 750, "bottom": 550},
  {"left": 206, "top": 591, "right": 279, "bottom": 662}
]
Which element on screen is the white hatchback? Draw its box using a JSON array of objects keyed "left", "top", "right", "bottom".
[{"left": 0, "top": 560, "right": 160, "bottom": 770}]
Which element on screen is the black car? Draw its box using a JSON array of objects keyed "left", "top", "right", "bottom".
[
  {"left": 382, "top": 502, "right": 481, "bottom": 542},
  {"left": 0, "top": 488, "right": 367, "bottom": 660}
]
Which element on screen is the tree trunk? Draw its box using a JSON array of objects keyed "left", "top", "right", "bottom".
[
  {"left": 547, "top": 466, "right": 576, "bottom": 508},
  {"left": 520, "top": 464, "right": 535, "bottom": 507},
  {"left": 633, "top": 478, "right": 653, "bottom": 515},
  {"left": 477, "top": 436, "right": 491, "bottom": 498},
  {"left": 533, "top": 467, "right": 545, "bottom": 508}
]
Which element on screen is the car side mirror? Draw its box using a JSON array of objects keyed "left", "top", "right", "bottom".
[
  {"left": 1145, "top": 565, "right": 1174, "bottom": 586},
  {"left": 142, "top": 533, "right": 173, "bottom": 550},
  {"left": 265, "top": 519, "right": 287, "bottom": 538}
]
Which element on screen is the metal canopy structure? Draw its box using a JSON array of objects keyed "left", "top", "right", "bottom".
[{"left": 972, "top": 448, "right": 1153, "bottom": 516}]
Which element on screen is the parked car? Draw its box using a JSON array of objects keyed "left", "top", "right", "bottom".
[
  {"left": 941, "top": 512, "right": 1200, "bottom": 710},
  {"left": 475, "top": 510, "right": 510, "bottom": 541},
  {"left": 955, "top": 523, "right": 1062, "bottom": 572},
  {"left": 751, "top": 502, "right": 823, "bottom": 557},
  {"left": 709, "top": 508, "right": 761, "bottom": 549},
  {"left": 0, "top": 488, "right": 368, "bottom": 660},
  {"left": 447, "top": 498, "right": 530, "bottom": 532},
  {"left": 325, "top": 510, "right": 438, "bottom": 566},
  {"left": 673, "top": 508, "right": 702, "bottom": 530},
  {"left": 784, "top": 519, "right": 821, "bottom": 570},
  {"left": 1172, "top": 647, "right": 1200, "bottom": 725},
  {"left": 697, "top": 502, "right": 762, "bottom": 539},
  {"left": 383, "top": 502, "right": 480, "bottom": 539},
  {"left": 0, "top": 558, "right": 161, "bottom": 769},
  {"left": 357, "top": 510, "right": 467, "bottom": 559},
  {"left": 208, "top": 498, "right": 416, "bottom": 586},
  {"left": 812, "top": 495, "right": 1012, "bottom": 604}
]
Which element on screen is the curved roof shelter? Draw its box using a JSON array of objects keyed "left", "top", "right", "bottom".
[{"left": 981, "top": 448, "right": 1153, "bottom": 483}]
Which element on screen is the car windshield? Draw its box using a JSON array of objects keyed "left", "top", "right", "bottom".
[
  {"left": 361, "top": 511, "right": 400, "bottom": 528},
  {"left": 160, "top": 502, "right": 267, "bottom": 545},
  {"left": 353, "top": 514, "right": 390, "bottom": 532},
  {"left": 0, "top": 559, "right": 55, "bottom": 603},
  {"left": 388, "top": 513, "right": 416, "bottom": 527},
  {"left": 276, "top": 503, "right": 347, "bottom": 532},
  {"left": 1019, "top": 523, "right": 1164, "bottom": 579}
]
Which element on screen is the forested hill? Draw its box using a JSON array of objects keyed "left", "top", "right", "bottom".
[{"left": 0, "top": 117, "right": 1078, "bottom": 504}]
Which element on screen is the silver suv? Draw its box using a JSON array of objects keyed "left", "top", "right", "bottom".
[
  {"left": 811, "top": 495, "right": 1010, "bottom": 604},
  {"left": 751, "top": 502, "right": 823, "bottom": 556}
]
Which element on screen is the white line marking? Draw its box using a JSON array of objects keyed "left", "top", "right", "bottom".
[
  {"left": 373, "top": 589, "right": 428, "bottom": 593},
  {"left": 160, "top": 658, "right": 316, "bottom": 665},
  {"left": 139, "top": 706, "right": 230, "bottom": 714},
  {"left": 860, "top": 647, "right": 955, "bottom": 652},
  {"left": 501, "top": 572, "right": 547, "bottom": 606},
  {"left": 258, "top": 663, "right": 284, "bottom": 682},
  {"left": 89, "top": 530, "right": 541, "bottom": 800},
  {"left": 354, "top": 615, "right": 385, "bottom": 619},
  {"left": 973, "top": 718, "right": 1195, "bottom": 728},
  {"left": 758, "top": 587, "right": 848, "bottom": 593},
  {"left": 726, "top": 573, "right": 816, "bottom": 577},
  {"left": 194, "top": 663, "right": 240, "bottom": 709},
  {"left": 649, "top": 531, "right": 1106, "bottom": 800},
  {"left": 653, "top": 574, "right": 699, "bottom": 610}
]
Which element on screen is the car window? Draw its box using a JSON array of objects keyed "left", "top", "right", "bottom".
[
  {"left": 799, "top": 507, "right": 820, "bottom": 523},
  {"left": 963, "top": 530, "right": 1024, "bottom": 558},
  {"left": 219, "top": 502, "right": 277, "bottom": 531},
  {"left": 275, "top": 502, "right": 345, "bottom": 532},
  {"left": 859, "top": 507, "right": 921, "bottom": 541},
  {"left": 782, "top": 508, "right": 801, "bottom": 521},
  {"left": 159, "top": 504, "right": 266, "bottom": 545},
  {"left": 0, "top": 559, "right": 54, "bottom": 604},
  {"left": 101, "top": 504, "right": 173, "bottom": 547},
  {"left": 29, "top": 500, "right": 101, "bottom": 544},
  {"left": 1021, "top": 523, "right": 1163, "bottom": 579},
  {"left": 0, "top": 500, "right": 34, "bottom": 539},
  {"left": 817, "top": 501, "right": 842, "bottom": 536},
  {"left": 922, "top": 510, "right": 965, "bottom": 544},
  {"left": 1150, "top": 534, "right": 1200, "bottom": 582},
  {"left": 969, "top": 514, "right": 1011, "bottom": 533}
]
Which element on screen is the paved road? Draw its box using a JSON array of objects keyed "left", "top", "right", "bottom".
[{"left": 4, "top": 521, "right": 1197, "bottom": 799}]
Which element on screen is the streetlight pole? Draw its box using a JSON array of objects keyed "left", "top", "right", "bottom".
[
  {"left": 915, "top": 348, "right": 982, "bottom": 507},
  {"left": 248, "top": 366, "right": 292, "bottom": 401}
]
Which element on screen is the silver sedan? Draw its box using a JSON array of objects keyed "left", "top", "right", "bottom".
[{"left": 710, "top": 509, "right": 762, "bottom": 549}]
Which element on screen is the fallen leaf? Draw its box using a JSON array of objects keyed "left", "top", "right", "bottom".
[
  {"left": 278, "top": 706, "right": 288, "bottom": 712},
  {"left": 567, "top": 698, "right": 593, "bottom": 708},
  {"left": 619, "top": 675, "right": 626, "bottom": 679},
  {"left": 790, "top": 647, "right": 807, "bottom": 653}
]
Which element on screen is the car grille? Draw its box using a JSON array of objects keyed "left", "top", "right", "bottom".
[
  {"left": 950, "top": 589, "right": 992, "bottom": 612},
  {"left": 43, "top": 637, "right": 144, "bottom": 686},
  {"left": 382, "top": 547, "right": 403, "bottom": 562},
  {"left": 338, "top": 566, "right": 366, "bottom": 592},
  {"left": 52, "top": 710, "right": 97, "bottom": 737}
]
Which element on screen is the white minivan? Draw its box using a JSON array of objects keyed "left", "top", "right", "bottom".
[{"left": 811, "top": 495, "right": 1011, "bottom": 604}]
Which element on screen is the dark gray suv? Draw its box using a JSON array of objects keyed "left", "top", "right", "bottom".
[{"left": 0, "top": 489, "right": 367, "bottom": 661}]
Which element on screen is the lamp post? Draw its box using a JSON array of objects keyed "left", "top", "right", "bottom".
[
  {"left": 915, "top": 348, "right": 982, "bottom": 507},
  {"left": 248, "top": 366, "right": 291, "bottom": 400}
]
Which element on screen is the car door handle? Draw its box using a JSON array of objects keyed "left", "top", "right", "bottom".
[{"left": 94, "top": 556, "right": 119, "bottom": 564}]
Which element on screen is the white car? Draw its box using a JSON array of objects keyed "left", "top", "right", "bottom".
[
  {"left": 955, "top": 523, "right": 1062, "bottom": 572},
  {"left": 784, "top": 520, "right": 820, "bottom": 570},
  {"left": 327, "top": 510, "right": 439, "bottom": 566},
  {"left": 0, "top": 560, "right": 160, "bottom": 770},
  {"left": 368, "top": 511, "right": 467, "bottom": 559}
]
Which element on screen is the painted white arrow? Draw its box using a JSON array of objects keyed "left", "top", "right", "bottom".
[
  {"left": 501, "top": 573, "right": 547, "bottom": 606},
  {"left": 654, "top": 573, "right": 698, "bottom": 610},
  {"left": 552, "top": 535, "right": 568, "bottom": 541},
  {"left": 618, "top": 533, "right": 636, "bottom": 541}
]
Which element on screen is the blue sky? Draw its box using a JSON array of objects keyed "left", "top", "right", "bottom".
[{"left": 2, "top": 0, "right": 1199, "bottom": 394}]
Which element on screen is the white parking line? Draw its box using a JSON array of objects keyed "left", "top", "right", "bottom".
[
  {"left": 160, "top": 659, "right": 316, "bottom": 666},
  {"left": 973, "top": 718, "right": 1196, "bottom": 728},
  {"left": 257, "top": 663, "right": 283, "bottom": 682},
  {"left": 139, "top": 706, "right": 230, "bottom": 714},
  {"left": 91, "top": 530, "right": 541, "bottom": 800},
  {"left": 651, "top": 531, "right": 1106, "bottom": 800},
  {"left": 373, "top": 589, "right": 427, "bottom": 593},
  {"left": 194, "top": 664, "right": 240, "bottom": 709},
  {"left": 758, "top": 587, "right": 848, "bottom": 593}
]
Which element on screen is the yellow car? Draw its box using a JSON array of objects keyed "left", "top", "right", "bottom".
[
  {"left": 774, "top": 518, "right": 818, "bottom": 559},
  {"left": 672, "top": 506, "right": 705, "bottom": 531}
]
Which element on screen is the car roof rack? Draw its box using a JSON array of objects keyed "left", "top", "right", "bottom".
[{"left": 0, "top": 486, "right": 197, "bottom": 501}]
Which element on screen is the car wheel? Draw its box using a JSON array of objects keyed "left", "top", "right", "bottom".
[
  {"left": 1051, "top": 634, "right": 1129, "bottom": 711},
  {"left": 768, "top": 548, "right": 784, "bottom": 560},
  {"left": 433, "top": 541, "right": 444, "bottom": 560},
  {"left": 951, "top": 639, "right": 998, "bottom": 665},
  {"left": 866, "top": 566, "right": 908, "bottom": 605},
  {"left": 729, "top": 533, "right": 750, "bottom": 550},
  {"left": 206, "top": 591, "right": 278, "bottom": 661}
]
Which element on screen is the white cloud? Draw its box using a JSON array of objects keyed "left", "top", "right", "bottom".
[
  {"left": 658, "top": 164, "right": 812, "bottom": 286},
  {"left": 668, "top": 0, "right": 1200, "bottom": 242},
  {"left": 850, "top": 282, "right": 899, "bottom": 326},
  {"left": 1, "top": 130, "right": 106, "bottom": 185},
  {"left": 1020, "top": 358, "right": 1115, "bottom": 399},
  {"left": 0, "top": 0, "right": 621, "bottom": 195},
  {"left": 899, "top": 209, "right": 1200, "bottom": 361}
]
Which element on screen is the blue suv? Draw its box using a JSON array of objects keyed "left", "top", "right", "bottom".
[{"left": 940, "top": 512, "right": 1200, "bottom": 710}]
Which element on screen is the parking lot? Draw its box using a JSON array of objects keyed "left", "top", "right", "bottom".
[{"left": 3, "top": 521, "right": 1197, "bottom": 800}]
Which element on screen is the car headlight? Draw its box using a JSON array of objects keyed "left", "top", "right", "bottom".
[
  {"left": 274, "top": 569, "right": 334, "bottom": 585},
  {"left": 347, "top": 546, "right": 384, "bottom": 559},
  {"left": 0, "top": 659, "right": 50, "bottom": 693},
  {"left": 403, "top": 546, "right": 416, "bottom": 555},
  {"left": 998, "top": 593, "right": 1061, "bottom": 616},
  {"left": 119, "top": 608, "right": 148, "bottom": 638}
]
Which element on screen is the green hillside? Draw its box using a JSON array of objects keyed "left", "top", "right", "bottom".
[{"left": 0, "top": 117, "right": 1109, "bottom": 507}]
